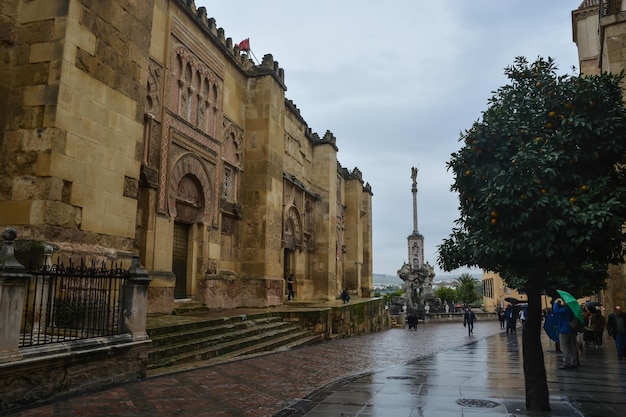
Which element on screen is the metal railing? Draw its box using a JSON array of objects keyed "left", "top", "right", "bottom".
[{"left": 20, "top": 259, "right": 129, "bottom": 347}]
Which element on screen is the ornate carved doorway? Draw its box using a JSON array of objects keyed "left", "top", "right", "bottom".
[
  {"left": 172, "top": 221, "right": 189, "bottom": 298},
  {"left": 171, "top": 172, "right": 205, "bottom": 299}
]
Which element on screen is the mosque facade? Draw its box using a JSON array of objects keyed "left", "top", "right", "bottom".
[{"left": 0, "top": 0, "right": 373, "bottom": 313}]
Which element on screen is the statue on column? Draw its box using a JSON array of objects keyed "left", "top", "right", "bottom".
[{"left": 396, "top": 166, "right": 438, "bottom": 314}]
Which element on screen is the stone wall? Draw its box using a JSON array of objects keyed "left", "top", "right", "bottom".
[
  {"left": 277, "top": 299, "right": 391, "bottom": 339},
  {"left": 0, "top": 337, "right": 151, "bottom": 412},
  {"left": 196, "top": 273, "right": 284, "bottom": 309}
]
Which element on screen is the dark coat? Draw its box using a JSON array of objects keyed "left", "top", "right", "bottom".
[
  {"left": 607, "top": 312, "right": 626, "bottom": 337},
  {"left": 464, "top": 310, "right": 476, "bottom": 326}
]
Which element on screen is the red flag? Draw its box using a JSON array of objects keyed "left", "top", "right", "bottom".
[{"left": 236, "top": 38, "right": 250, "bottom": 51}]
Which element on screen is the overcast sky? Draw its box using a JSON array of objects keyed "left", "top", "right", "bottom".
[{"left": 196, "top": 0, "right": 583, "bottom": 277}]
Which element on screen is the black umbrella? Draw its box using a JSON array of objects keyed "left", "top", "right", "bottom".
[
  {"left": 504, "top": 297, "right": 520, "bottom": 305},
  {"left": 586, "top": 301, "right": 602, "bottom": 313}
]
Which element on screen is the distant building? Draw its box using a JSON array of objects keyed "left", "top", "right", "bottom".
[{"left": 482, "top": 271, "right": 527, "bottom": 313}]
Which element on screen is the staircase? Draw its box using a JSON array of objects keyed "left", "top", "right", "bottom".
[{"left": 146, "top": 305, "right": 322, "bottom": 374}]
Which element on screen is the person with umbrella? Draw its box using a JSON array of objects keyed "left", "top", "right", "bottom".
[
  {"left": 505, "top": 304, "right": 517, "bottom": 334},
  {"left": 553, "top": 296, "right": 580, "bottom": 369},
  {"left": 607, "top": 305, "right": 626, "bottom": 359}
]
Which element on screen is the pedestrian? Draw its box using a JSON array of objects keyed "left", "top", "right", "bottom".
[
  {"left": 505, "top": 304, "right": 517, "bottom": 334},
  {"left": 519, "top": 307, "right": 527, "bottom": 327},
  {"left": 463, "top": 307, "right": 476, "bottom": 336},
  {"left": 497, "top": 306, "right": 506, "bottom": 330},
  {"left": 590, "top": 308, "right": 606, "bottom": 348},
  {"left": 340, "top": 288, "right": 350, "bottom": 303},
  {"left": 407, "top": 312, "right": 418, "bottom": 330},
  {"left": 553, "top": 298, "right": 579, "bottom": 369},
  {"left": 286, "top": 274, "right": 295, "bottom": 301},
  {"left": 582, "top": 304, "right": 595, "bottom": 347},
  {"left": 607, "top": 305, "right": 626, "bottom": 360}
]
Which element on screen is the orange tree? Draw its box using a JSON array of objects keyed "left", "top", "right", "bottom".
[{"left": 438, "top": 56, "right": 626, "bottom": 411}]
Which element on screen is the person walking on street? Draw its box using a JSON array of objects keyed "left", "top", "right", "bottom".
[
  {"left": 519, "top": 307, "right": 527, "bottom": 327},
  {"left": 505, "top": 304, "right": 516, "bottom": 334},
  {"left": 286, "top": 274, "right": 295, "bottom": 301},
  {"left": 497, "top": 306, "right": 506, "bottom": 330},
  {"left": 463, "top": 307, "right": 477, "bottom": 336},
  {"left": 607, "top": 305, "right": 626, "bottom": 359},
  {"left": 553, "top": 298, "right": 579, "bottom": 369},
  {"left": 590, "top": 309, "right": 606, "bottom": 348}
]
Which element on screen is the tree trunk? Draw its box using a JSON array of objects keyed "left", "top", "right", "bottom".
[{"left": 522, "top": 282, "right": 551, "bottom": 410}]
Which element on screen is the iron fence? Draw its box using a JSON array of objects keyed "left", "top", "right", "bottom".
[{"left": 20, "top": 258, "right": 130, "bottom": 347}]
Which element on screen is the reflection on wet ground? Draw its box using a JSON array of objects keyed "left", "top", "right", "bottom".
[{"left": 281, "top": 326, "right": 626, "bottom": 417}]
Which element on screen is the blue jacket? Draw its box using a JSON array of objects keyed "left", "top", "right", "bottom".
[{"left": 553, "top": 301, "right": 575, "bottom": 334}]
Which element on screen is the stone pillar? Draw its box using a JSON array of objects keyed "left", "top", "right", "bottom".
[
  {"left": 0, "top": 228, "right": 31, "bottom": 363},
  {"left": 120, "top": 256, "right": 152, "bottom": 341}
]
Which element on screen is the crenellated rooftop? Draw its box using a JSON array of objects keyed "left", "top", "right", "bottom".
[
  {"left": 176, "top": 0, "right": 286, "bottom": 90},
  {"left": 578, "top": 0, "right": 599, "bottom": 7},
  {"left": 176, "top": 0, "right": 369, "bottom": 192},
  {"left": 338, "top": 163, "right": 370, "bottom": 194}
]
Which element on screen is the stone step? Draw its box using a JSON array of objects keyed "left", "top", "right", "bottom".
[
  {"left": 148, "top": 319, "right": 295, "bottom": 362},
  {"left": 172, "top": 301, "right": 211, "bottom": 315},
  {"left": 146, "top": 312, "right": 322, "bottom": 374},
  {"left": 149, "top": 316, "right": 284, "bottom": 348},
  {"left": 223, "top": 332, "right": 323, "bottom": 358},
  {"left": 146, "top": 311, "right": 275, "bottom": 338}
]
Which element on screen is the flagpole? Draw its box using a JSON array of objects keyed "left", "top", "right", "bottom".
[{"left": 249, "top": 50, "right": 260, "bottom": 65}]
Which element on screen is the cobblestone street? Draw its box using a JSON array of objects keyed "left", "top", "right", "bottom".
[{"left": 7, "top": 321, "right": 502, "bottom": 416}]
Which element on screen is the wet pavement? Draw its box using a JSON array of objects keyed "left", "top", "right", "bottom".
[{"left": 5, "top": 318, "right": 626, "bottom": 416}]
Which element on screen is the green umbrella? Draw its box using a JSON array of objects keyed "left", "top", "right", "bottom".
[{"left": 556, "top": 289, "right": 584, "bottom": 323}]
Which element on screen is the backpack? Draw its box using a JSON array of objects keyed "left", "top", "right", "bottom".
[{"left": 569, "top": 318, "right": 584, "bottom": 333}]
